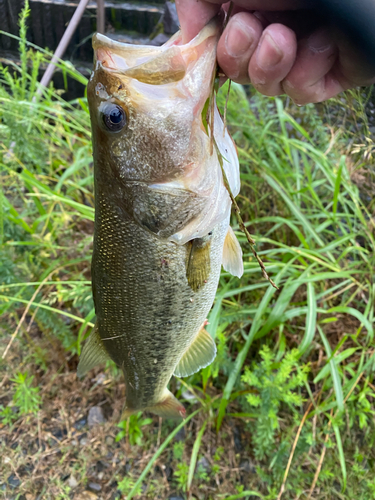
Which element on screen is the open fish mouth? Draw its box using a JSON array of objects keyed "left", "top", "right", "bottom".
[{"left": 92, "top": 20, "right": 220, "bottom": 85}]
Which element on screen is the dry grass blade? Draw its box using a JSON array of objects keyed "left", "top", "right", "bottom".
[
  {"left": 277, "top": 401, "right": 313, "bottom": 500},
  {"left": 307, "top": 409, "right": 333, "bottom": 500}
]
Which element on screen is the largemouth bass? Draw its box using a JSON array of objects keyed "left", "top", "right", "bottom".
[{"left": 77, "top": 19, "right": 243, "bottom": 418}]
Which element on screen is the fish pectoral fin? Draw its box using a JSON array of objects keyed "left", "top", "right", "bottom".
[
  {"left": 77, "top": 326, "right": 111, "bottom": 378},
  {"left": 222, "top": 226, "right": 244, "bottom": 278},
  {"left": 186, "top": 235, "right": 212, "bottom": 292},
  {"left": 174, "top": 324, "right": 216, "bottom": 378}
]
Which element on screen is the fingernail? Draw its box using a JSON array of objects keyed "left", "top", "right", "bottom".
[
  {"left": 308, "top": 29, "right": 332, "bottom": 53},
  {"left": 257, "top": 33, "right": 283, "bottom": 70},
  {"left": 225, "top": 19, "right": 254, "bottom": 57}
]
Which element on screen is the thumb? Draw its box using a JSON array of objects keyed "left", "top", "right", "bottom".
[{"left": 176, "top": 0, "right": 221, "bottom": 43}]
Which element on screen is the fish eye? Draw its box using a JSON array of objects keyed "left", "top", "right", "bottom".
[{"left": 102, "top": 103, "right": 127, "bottom": 132}]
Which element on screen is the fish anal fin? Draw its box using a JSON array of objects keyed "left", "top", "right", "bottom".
[
  {"left": 77, "top": 326, "right": 110, "bottom": 378},
  {"left": 222, "top": 226, "right": 243, "bottom": 278},
  {"left": 146, "top": 389, "right": 186, "bottom": 419},
  {"left": 186, "top": 235, "right": 212, "bottom": 292},
  {"left": 121, "top": 389, "right": 185, "bottom": 420},
  {"left": 174, "top": 323, "right": 216, "bottom": 378}
]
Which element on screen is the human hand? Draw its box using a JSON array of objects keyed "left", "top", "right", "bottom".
[{"left": 175, "top": 0, "right": 375, "bottom": 104}]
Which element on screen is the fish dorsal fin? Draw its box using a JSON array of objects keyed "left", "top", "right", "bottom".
[
  {"left": 222, "top": 226, "right": 244, "bottom": 278},
  {"left": 77, "top": 326, "right": 110, "bottom": 378},
  {"left": 185, "top": 235, "right": 212, "bottom": 292},
  {"left": 174, "top": 324, "right": 217, "bottom": 378},
  {"left": 121, "top": 388, "right": 186, "bottom": 420}
]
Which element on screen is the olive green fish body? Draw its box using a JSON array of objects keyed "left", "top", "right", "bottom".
[
  {"left": 93, "top": 186, "right": 227, "bottom": 412},
  {"left": 78, "top": 20, "right": 243, "bottom": 418}
]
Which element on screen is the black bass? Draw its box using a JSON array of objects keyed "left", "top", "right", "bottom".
[{"left": 78, "top": 19, "right": 243, "bottom": 418}]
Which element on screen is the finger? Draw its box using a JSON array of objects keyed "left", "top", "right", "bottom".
[
  {"left": 175, "top": 0, "right": 221, "bottom": 43},
  {"left": 282, "top": 29, "right": 340, "bottom": 104},
  {"left": 248, "top": 24, "right": 297, "bottom": 95},
  {"left": 217, "top": 12, "right": 263, "bottom": 84}
]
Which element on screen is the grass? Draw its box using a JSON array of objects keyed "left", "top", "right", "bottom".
[{"left": 1, "top": 3, "right": 375, "bottom": 499}]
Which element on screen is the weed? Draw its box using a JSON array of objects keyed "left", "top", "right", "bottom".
[
  {"left": 115, "top": 412, "right": 153, "bottom": 446},
  {"left": 0, "top": 405, "right": 18, "bottom": 425},
  {"left": 10, "top": 371, "right": 41, "bottom": 416},
  {"left": 117, "top": 476, "right": 142, "bottom": 496},
  {"left": 173, "top": 441, "right": 184, "bottom": 460},
  {"left": 174, "top": 461, "right": 190, "bottom": 492},
  {"left": 242, "top": 346, "right": 308, "bottom": 460}
]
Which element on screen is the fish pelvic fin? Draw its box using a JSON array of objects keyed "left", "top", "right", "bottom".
[
  {"left": 77, "top": 326, "right": 110, "bottom": 378},
  {"left": 121, "top": 389, "right": 186, "bottom": 420},
  {"left": 222, "top": 226, "right": 244, "bottom": 278},
  {"left": 174, "top": 322, "right": 216, "bottom": 378}
]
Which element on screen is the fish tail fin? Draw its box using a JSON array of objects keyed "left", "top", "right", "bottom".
[
  {"left": 146, "top": 389, "right": 186, "bottom": 419},
  {"left": 121, "top": 389, "right": 185, "bottom": 420}
]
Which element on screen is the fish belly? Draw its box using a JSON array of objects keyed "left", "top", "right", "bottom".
[{"left": 93, "top": 190, "right": 227, "bottom": 411}]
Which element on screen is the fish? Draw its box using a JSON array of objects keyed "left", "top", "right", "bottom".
[{"left": 77, "top": 18, "right": 243, "bottom": 419}]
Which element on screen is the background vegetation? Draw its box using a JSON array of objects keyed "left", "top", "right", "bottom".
[{"left": 1, "top": 5, "right": 375, "bottom": 499}]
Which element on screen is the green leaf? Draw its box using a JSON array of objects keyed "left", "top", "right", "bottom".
[
  {"left": 299, "top": 281, "right": 317, "bottom": 354},
  {"left": 318, "top": 326, "right": 344, "bottom": 412},
  {"left": 333, "top": 423, "right": 347, "bottom": 491},
  {"left": 332, "top": 157, "right": 344, "bottom": 216},
  {"left": 187, "top": 419, "right": 208, "bottom": 492},
  {"left": 314, "top": 348, "right": 358, "bottom": 383}
]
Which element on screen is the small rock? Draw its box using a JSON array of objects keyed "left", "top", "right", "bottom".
[
  {"left": 7, "top": 475, "right": 21, "bottom": 488},
  {"left": 181, "top": 390, "right": 197, "bottom": 402},
  {"left": 88, "top": 406, "right": 106, "bottom": 427},
  {"left": 74, "top": 418, "right": 87, "bottom": 430},
  {"left": 88, "top": 482, "right": 102, "bottom": 492},
  {"left": 97, "top": 472, "right": 104, "bottom": 481},
  {"left": 71, "top": 439, "right": 78, "bottom": 446},
  {"left": 165, "top": 466, "right": 173, "bottom": 480},
  {"left": 149, "top": 33, "right": 170, "bottom": 46},
  {"left": 197, "top": 456, "right": 210, "bottom": 470},
  {"left": 240, "top": 459, "right": 255, "bottom": 473},
  {"left": 105, "top": 436, "right": 114, "bottom": 446},
  {"left": 174, "top": 427, "right": 185, "bottom": 442},
  {"left": 80, "top": 437, "right": 89, "bottom": 446},
  {"left": 68, "top": 475, "right": 78, "bottom": 489},
  {"left": 233, "top": 426, "right": 243, "bottom": 452},
  {"left": 74, "top": 492, "right": 98, "bottom": 500},
  {"left": 163, "top": 1, "right": 179, "bottom": 34}
]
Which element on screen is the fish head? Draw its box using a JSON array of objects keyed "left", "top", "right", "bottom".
[{"left": 87, "top": 20, "right": 220, "bottom": 185}]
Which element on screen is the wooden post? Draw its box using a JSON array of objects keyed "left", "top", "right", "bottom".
[
  {"left": 97, "top": 0, "right": 105, "bottom": 34},
  {"left": 35, "top": 0, "right": 90, "bottom": 96}
]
